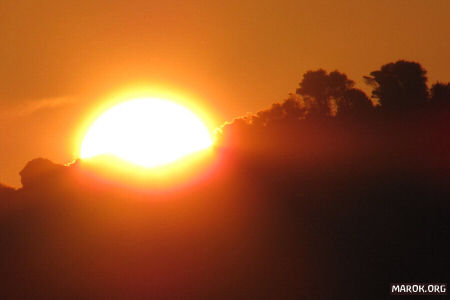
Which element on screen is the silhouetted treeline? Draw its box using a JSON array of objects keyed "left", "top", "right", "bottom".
[
  {"left": 1, "top": 60, "right": 449, "bottom": 299},
  {"left": 218, "top": 60, "right": 450, "bottom": 160}
]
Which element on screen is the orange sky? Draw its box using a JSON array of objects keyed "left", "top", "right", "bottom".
[{"left": 1, "top": 0, "right": 449, "bottom": 187}]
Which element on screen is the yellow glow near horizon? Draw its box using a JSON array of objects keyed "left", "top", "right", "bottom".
[{"left": 80, "top": 98, "right": 213, "bottom": 168}]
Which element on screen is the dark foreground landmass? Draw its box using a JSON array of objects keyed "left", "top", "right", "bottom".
[{"left": 1, "top": 60, "right": 449, "bottom": 299}]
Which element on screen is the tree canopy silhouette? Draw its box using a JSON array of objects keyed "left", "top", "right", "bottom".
[
  {"left": 430, "top": 82, "right": 450, "bottom": 106},
  {"left": 296, "top": 69, "right": 372, "bottom": 117},
  {"left": 1, "top": 59, "right": 450, "bottom": 299},
  {"left": 364, "top": 60, "right": 428, "bottom": 111}
]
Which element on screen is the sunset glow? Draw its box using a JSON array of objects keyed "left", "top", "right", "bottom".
[{"left": 80, "top": 98, "right": 213, "bottom": 168}]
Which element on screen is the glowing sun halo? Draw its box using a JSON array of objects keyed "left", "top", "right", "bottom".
[{"left": 80, "top": 98, "right": 213, "bottom": 168}]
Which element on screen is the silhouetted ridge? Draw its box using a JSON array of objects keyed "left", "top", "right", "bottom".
[
  {"left": 19, "top": 157, "right": 65, "bottom": 189},
  {"left": 1, "top": 59, "right": 449, "bottom": 299}
]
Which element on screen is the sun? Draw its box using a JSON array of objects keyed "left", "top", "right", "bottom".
[{"left": 80, "top": 98, "right": 213, "bottom": 168}]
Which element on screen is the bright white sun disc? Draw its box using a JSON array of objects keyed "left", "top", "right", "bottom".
[{"left": 80, "top": 98, "right": 213, "bottom": 167}]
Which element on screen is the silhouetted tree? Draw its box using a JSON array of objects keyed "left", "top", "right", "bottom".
[
  {"left": 296, "top": 69, "right": 336, "bottom": 117},
  {"left": 430, "top": 82, "right": 450, "bottom": 106},
  {"left": 19, "top": 158, "right": 65, "bottom": 188},
  {"left": 336, "top": 88, "right": 373, "bottom": 116},
  {"left": 252, "top": 94, "right": 306, "bottom": 126},
  {"left": 296, "top": 69, "right": 371, "bottom": 117},
  {"left": 364, "top": 60, "right": 428, "bottom": 111}
]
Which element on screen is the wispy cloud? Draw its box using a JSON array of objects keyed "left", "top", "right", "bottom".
[{"left": 0, "top": 96, "right": 75, "bottom": 118}]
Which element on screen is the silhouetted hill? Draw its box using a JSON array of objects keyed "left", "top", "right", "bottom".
[{"left": 1, "top": 60, "right": 449, "bottom": 299}]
